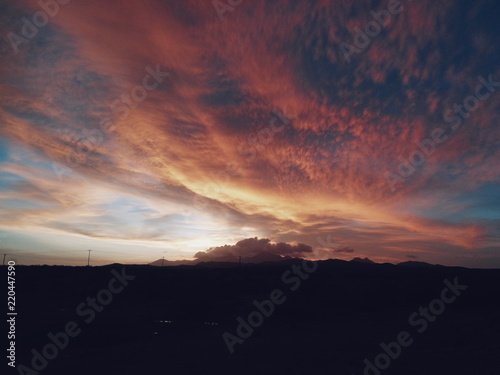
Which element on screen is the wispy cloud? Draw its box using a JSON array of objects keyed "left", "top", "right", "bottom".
[{"left": 0, "top": 0, "right": 499, "bottom": 267}]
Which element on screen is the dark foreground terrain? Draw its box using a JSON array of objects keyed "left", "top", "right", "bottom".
[{"left": 4, "top": 260, "right": 500, "bottom": 375}]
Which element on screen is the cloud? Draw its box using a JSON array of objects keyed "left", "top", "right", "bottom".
[
  {"left": 334, "top": 247, "right": 355, "bottom": 254},
  {"left": 0, "top": 0, "right": 498, "bottom": 266},
  {"left": 194, "top": 237, "right": 312, "bottom": 262}
]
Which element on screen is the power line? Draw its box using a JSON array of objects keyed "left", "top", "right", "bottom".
[
  {"left": 7, "top": 249, "right": 147, "bottom": 256},
  {"left": 1, "top": 249, "right": 175, "bottom": 266}
]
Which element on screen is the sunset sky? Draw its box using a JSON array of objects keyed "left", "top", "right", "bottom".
[{"left": 1, "top": 0, "right": 499, "bottom": 267}]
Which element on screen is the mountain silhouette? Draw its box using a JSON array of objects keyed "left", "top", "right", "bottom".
[
  {"left": 350, "top": 257, "right": 375, "bottom": 264},
  {"left": 397, "top": 261, "right": 438, "bottom": 267},
  {"left": 149, "top": 252, "right": 295, "bottom": 266}
]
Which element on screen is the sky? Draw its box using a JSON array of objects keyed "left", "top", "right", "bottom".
[{"left": 0, "top": 0, "right": 499, "bottom": 267}]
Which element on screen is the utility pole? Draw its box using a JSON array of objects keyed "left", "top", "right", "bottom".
[
  {"left": 87, "top": 250, "right": 91, "bottom": 267},
  {"left": 162, "top": 256, "right": 165, "bottom": 267},
  {"left": 2, "top": 254, "right": 5, "bottom": 266}
]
